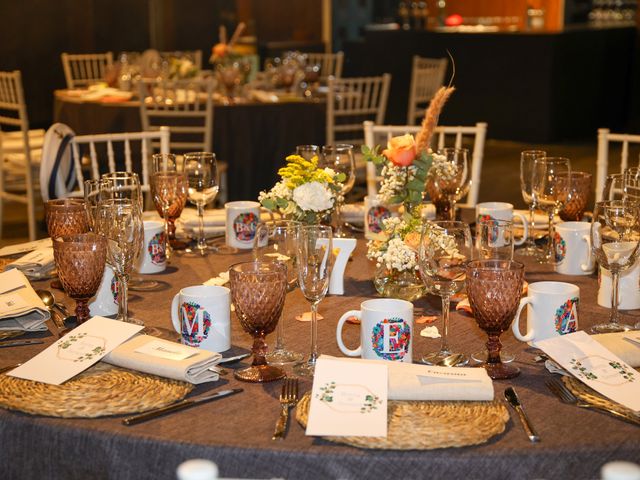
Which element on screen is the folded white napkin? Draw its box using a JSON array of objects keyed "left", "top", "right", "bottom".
[
  {"left": 593, "top": 332, "right": 640, "bottom": 368},
  {"left": 204, "top": 271, "right": 229, "bottom": 286},
  {"left": 249, "top": 89, "right": 279, "bottom": 103},
  {"left": 513, "top": 209, "right": 557, "bottom": 229},
  {"left": 5, "top": 247, "right": 55, "bottom": 278},
  {"left": 0, "top": 269, "right": 49, "bottom": 331},
  {"left": 341, "top": 203, "right": 366, "bottom": 223},
  {"left": 324, "top": 356, "right": 494, "bottom": 401},
  {"left": 178, "top": 208, "right": 275, "bottom": 228},
  {"left": 103, "top": 334, "right": 222, "bottom": 384},
  {"left": 0, "top": 238, "right": 52, "bottom": 257}
]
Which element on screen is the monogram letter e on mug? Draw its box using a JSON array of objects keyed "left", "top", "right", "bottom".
[
  {"left": 336, "top": 299, "right": 413, "bottom": 362},
  {"left": 171, "top": 285, "right": 231, "bottom": 352}
]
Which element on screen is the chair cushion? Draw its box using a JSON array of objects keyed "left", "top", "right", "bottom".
[{"left": 39, "top": 123, "right": 77, "bottom": 202}]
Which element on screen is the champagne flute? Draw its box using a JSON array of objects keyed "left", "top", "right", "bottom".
[
  {"left": 434, "top": 148, "right": 470, "bottom": 221},
  {"left": 519, "top": 150, "right": 546, "bottom": 256},
  {"left": 532, "top": 157, "right": 571, "bottom": 264},
  {"left": 95, "top": 198, "right": 144, "bottom": 325},
  {"left": 253, "top": 219, "right": 304, "bottom": 365},
  {"left": 590, "top": 200, "right": 640, "bottom": 333},
  {"left": 418, "top": 220, "right": 473, "bottom": 365},
  {"left": 84, "top": 179, "right": 101, "bottom": 230},
  {"left": 294, "top": 225, "right": 333, "bottom": 377},
  {"left": 319, "top": 144, "right": 355, "bottom": 237},
  {"left": 184, "top": 152, "right": 219, "bottom": 256},
  {"left": 151, "top": 153, "right": 187, "bottom": 261}
]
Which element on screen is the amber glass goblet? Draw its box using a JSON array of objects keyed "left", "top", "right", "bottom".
[
  {"left": 45, "top": 199, "right": 90, "bottom": 239},
  {"left": 53, "top": 233, "right": 107, "bottom": 325},
  {"left": 229, "top": 261, "right": 288, "bottom": 383},
  {"left": 559, "top": 171, "right": 592, "bottom": 221},
  {"left": 465, "top": 259, "right": 524, "bottom": 380}
]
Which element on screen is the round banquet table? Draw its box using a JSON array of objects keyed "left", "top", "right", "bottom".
[
  {"left": 53, "top": 91, "right": 326, "bottom": 202},
  {"left": 0, "top": 237, "right": 639, "bottom": 480}
]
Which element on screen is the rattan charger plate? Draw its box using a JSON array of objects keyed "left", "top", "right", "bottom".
[
  {"left": 563, "top": 374, "right": 640, "bottom": 421},
  {"left": 296, "top": 392, "right": 509, "bottom": 450},
  {"left": 0, "top": 362, "right": 193, "bottom": 418}
]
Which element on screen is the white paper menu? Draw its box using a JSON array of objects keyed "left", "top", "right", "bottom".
[
  {"left": 306, "top": 356, "right": 388, "bottom": 437},
  {"left": 8, "top": 316, "right": 144, "bottom": 385},
  {"left": 537, "top": 331, "right": 640, "bottom": 412}
]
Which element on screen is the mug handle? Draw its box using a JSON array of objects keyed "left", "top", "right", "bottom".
[
  {"left": 513, "top": 212, "right": 529, "bottom": 246},
  {"left": 581, "top": 234, "right": 592, "bottom": 272},
  {"left": 336, "top": 310, "right": 362, "bottom": 357},
  {"left": 511, "top": 297, "right": 535, "bottom": 342},
  {"left": 170, "top": 293, "right": 182, "bottom": 334}
]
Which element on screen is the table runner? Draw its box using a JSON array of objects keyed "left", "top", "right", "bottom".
[{"left": 1, "top": 239, "right": 639, "bottom": 480}]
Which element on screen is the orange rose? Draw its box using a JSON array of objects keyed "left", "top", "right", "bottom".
[
  {"left": 382, "top": 134, "right": 417, "bottom": 167},
  {"left": 212, "top": 43, "right": 228, "bottom": 59},
  {"left": 403, "top": 231, "right": 420, "bottom": 249}
]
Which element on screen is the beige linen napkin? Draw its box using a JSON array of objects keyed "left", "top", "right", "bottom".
[
  {"left": 5, "top": 247, "right": 55, "bottom": 279},
  {"left": 103, "top": 335, "right": 222, "bottom": 384},
  {"left": 323, "top": 355, "right": 494, "bottom": 401},
  {"left": 593, "top": 332, "right": 640, "bottom": 368},
  {"left": 0, "top": 269, "right": 49, "bottom": 331}
]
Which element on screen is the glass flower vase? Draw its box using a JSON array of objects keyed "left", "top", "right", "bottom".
[{"left": 373, "top": 264, "right": 426, "bottom": 301}]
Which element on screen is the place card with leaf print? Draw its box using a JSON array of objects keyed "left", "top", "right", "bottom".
[
  {"left": 537, "top": 331, "right": 640, "bottom": 412},
  {"left": 306, "top": 356, "right": 388, "bottom": 437},
  {"left": 8, "top": 316, "right": 143, "bottom": 385}
]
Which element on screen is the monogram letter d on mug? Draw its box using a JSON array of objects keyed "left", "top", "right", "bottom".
[{"left": 336, "top": 299, "right": 413, "bottom": 362}]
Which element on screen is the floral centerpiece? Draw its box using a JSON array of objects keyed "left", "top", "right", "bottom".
[
  {"left": 259, "top": 154, "right": 345, "bottom": 224},
  {"left": 210, "top": 23, "right": 246, "bottom": 64},
  {"left": 167, "top": 57, "right": 198, "bottom": 80},
  {"left": 363, "top": 86, "right": 457, "bottom": 300}
]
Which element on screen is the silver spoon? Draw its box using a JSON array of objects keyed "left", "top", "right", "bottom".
[
  {"left": 436, "top": 353, "right": 465, "bottom": 367},
  {"left": 36, "top": 290, "right": 69, "bottom": 335}
]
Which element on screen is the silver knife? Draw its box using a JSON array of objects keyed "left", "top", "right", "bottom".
[
  {"left": 218, "top": 353, "right": 251, "bottom": 364},
  {"left": 504, "top": 387, "right": 540, "bottom": 443},
  {"left": 122, "top": 388, "right": 243, "bottom": 426},
  {"left": 0, "top": 339, "right": 45, "bottom": 348}
]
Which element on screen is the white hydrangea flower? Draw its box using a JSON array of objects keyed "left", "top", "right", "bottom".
[{"left": 292, "top": 181, "right": 334, "bottom": 212}]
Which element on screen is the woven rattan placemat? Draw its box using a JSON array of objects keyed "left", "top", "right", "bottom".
[
  {"left": 0, "top": 362, "right": 193, "bottom": 418},
  {"left": 563, "top": 375, "right": 640, "bottom": 421},
  {"left": 296, "top": 392, "right": 509, "bottom": 450}
]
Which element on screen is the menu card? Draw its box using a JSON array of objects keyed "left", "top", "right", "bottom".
[
  {"left": 8, "top": 316, "right": 143, "bottom": 385},
  {"left": 306, "top": 356, "right": 388, "bottom": 437},
  {"left": 537, "top": 331, "right": 640, "bottom": 412}
]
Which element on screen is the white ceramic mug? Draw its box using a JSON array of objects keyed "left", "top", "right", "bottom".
[
  {"left": 598, "top": 262, "right": 640, "bottom": 310},
  {"left": 554, "top": 221, "right": 595, "bottom": 275},
  {"left": 476, "top": 202, "right": 529, "bottom": 246},
  {"left": 225, "top": 201, "right": 263, "bottom": 249},
  {"left": 364, "top": 195, "right": 398, "bottom": 241},
  {"left": 89, "top": 265, "right": 119, "bottom": 317},
  {"left": 336, "top": 298, "right": 413, "bottom": 362},
  {"left": 171, "top": 285, "right": 231, "bottom": 352},
  {"left": 136, "top": 220, "right": 166, "bottom": 274},
  {"left": 512, "top": 281, "right": 579, "bottom": 346}
]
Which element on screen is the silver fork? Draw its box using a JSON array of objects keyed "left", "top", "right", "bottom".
[
  {"left": 272, "top": 377, "right": 299, "bottom": 440},
  {"left": 545, "top": 378, "right": 640, "bottom": 427}
]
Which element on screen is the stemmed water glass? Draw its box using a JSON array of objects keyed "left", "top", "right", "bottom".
[
  {"left": 253, "top": 220, "right": 304, "bottom": 365},
  {"left": 296, "top": 144, "right": 319, "bottom": 160},
  {"left": 418, "top": 220, "right": 473, "bottom": 366},
  {"left": 151, "top": 153, "right": 188, "bottom": 261},
  {"left": 94, "top": 198, "right": 144, "bottom": 325},
  {"left": 184, "top": 152, "right": 219, "bottom": 256},
  {"left": 294, "top": 225, "right": 333, "bottom": 377},
  {"left": 466, "top": 259, "right": 525, "bottom": 380},
  {"left": 84, "top": 179, "right": 101, "bottom": 230},
  {"left": 53, "top": 233, "right": 107, "bottom": 325},
  {"left": 590, "top": 200, "right": 640, "bottom": 333},
  {"left": 433, "top": 148, "right": 470, "bottom": 221},
  {"left": 532, "top": 157, "right": 571, "bottom": 264},
  {"left": 229, "top": 261, "right": 288, "bottom": 383},
  {"left": 519, "top": 150, "right": 546, "bottom": 256},
  {"left": 319, "top": 144, "right": 355, "bottom": 237}
]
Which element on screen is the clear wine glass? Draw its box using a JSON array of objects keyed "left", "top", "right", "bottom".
[
  {"left": 519, "top": 150, "right": 546, "bottom": 256},
  {"left": 100, "top": 172, "right": 144, "bottom": 210},
  {"left": 253, "top": 219, "right": 304, "bottom": 365},
  {"left": 84, "top": 179, "right": 101, "bottom": 230},
  {"left": 532, "top": 157, "right": 571, "bottom": 264},
  {"left": 184, "top": 152, "right": 219, "bottom": 256},
  {"left": 94, "top": 198, "right": 144, "bottom": 325},
  {"left": 296, "top": 144, "right": 319, "bottom": 161},
  {"left": 602, "top": 173, "right": 626, "bottom": 201},
  {"left": 590, "top": 200, "right": 640, "bottom": 333},
  {"left": 151, "top": 153, "right": 187, "bottom": 261},
  {"left": 418, "top": 220, "right": 473, "bottom": 366},
  {"left": 434, "top": 148, "right": 470, "bottom": 221},
  {"left": 319, "top": 144, "right": 355, "bottom": 237},
  {"left": 294, "top": 225, "right": 333, "bottom": 377}
]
